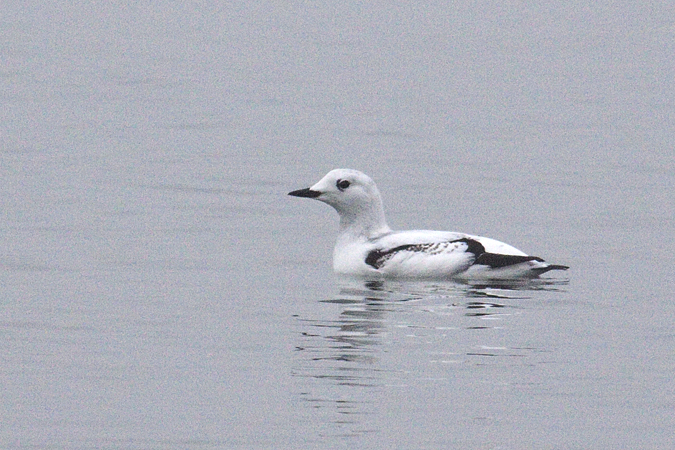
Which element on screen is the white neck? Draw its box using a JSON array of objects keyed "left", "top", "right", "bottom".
[{"left": 335, "top": 197, "right": 391, "bottom": 240}]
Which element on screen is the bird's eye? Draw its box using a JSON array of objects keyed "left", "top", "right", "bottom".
[{"left": 337, "top": 179, "right": 351, "bottom": 191}]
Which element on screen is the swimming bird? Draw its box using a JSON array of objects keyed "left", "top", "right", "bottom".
[{"left": 288, "top": 169, "right": 568, "bottom": 280}]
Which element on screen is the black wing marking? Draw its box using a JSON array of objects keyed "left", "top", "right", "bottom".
[
  {"left": 474, "top": 252, "right": 569, "bottom": 272},
  {"left": 365, "top": 238, "right": 485, "bottom": 270},
  {"left": 365, "top": 237, "right": 569, "bottom": 272},
  {"left": 473, "top": 253, "right": 543, "bottom": 268}
]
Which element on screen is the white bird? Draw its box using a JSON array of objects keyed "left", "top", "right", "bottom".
[{"left": 288, "top": 169, "right": 568, "bottom": 280}]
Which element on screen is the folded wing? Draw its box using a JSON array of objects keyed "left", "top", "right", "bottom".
[{"left": 366, "top": 233, "right": 568, "bottom": 279}]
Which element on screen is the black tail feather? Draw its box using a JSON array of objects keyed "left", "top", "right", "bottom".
[{"left": 531, "top": 264, "right": 570, "bottom": 274}]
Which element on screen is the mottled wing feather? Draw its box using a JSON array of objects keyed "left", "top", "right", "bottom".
[
  {"left": 365, "top": 238, "right": 485, "bottom": 270},
  {"left": 365, "top": 237, "right": 567, "bottom": 273}
]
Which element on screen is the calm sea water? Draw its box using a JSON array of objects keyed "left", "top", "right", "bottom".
[{"left": 2, "top": 2, "right": 674, "bottom": 449}]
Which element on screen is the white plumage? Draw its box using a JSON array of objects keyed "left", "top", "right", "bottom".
[{"left": 289, "top": 169, "right": 568, "bottom": 280}]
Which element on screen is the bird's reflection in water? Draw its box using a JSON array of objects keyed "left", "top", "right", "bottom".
[
  {"left": 294, "top": 281, "right": 404, "bottom": 383},
  {"left": 292, "top": 280, "right": 414, "bottom": 437},
  {"left": 292, "top": 277, "right": 567, "bottom": 437}
]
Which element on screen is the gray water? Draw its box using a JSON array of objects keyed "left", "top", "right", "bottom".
[{"left": 2, "top": 2, "right": 674, "bottom": 449}]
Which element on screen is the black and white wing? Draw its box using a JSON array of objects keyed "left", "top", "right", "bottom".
[{"left": 366, "top": 231, "right": 568, "bottom": 279}]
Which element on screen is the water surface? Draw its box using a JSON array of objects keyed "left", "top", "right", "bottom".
[{"left": 2, "top": 1, "right": 674, "bottom": 449}]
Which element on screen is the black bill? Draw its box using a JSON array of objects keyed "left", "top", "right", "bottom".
[{"left": 288, "top": 188, "right": 322, "bottom": 198}]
